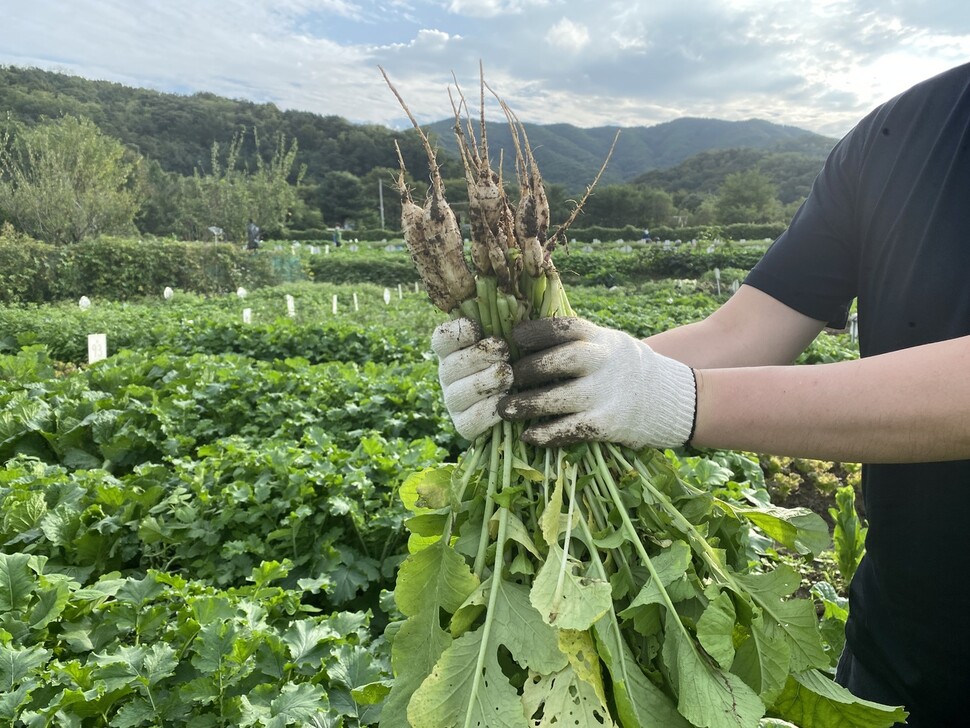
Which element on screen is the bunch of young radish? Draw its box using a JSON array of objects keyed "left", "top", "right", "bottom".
[{"left": 376, "top": 68, "right": 906, "bottom": 728}]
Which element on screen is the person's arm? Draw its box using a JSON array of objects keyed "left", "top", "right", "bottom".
[
  {"left": 646, "top": 285, "right": 970, "bottom": 462},
  {"left": 692, "top": 335, "right": 970, "bottom": 463},
  {"left": 645, "top": 286, "right": 970, "bottom": 462},
  {"left": 645, "top": 284, "right": 827, "bottom": 368}
]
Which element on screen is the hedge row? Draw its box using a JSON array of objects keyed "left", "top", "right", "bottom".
[
  {"left": 648, "top": 222, "right": 786, "bottom": 243},
  {"left": 554, "top": 244, "right": 768, "bottom": 285},
  {"left": 281, "top": 222, "right": 788, "bottom": 246},
  {"left": 0, "top": 230, "right": 308, "bottom": 303},
  {"left": 287, "top": 245, "right": 768, "bottom": 289},
  {"left": 283, "top": 227, "right": 400, "bottom": 243},
  {"left": 556, "top": 222, "right": 784, "bottom": 243},
  {"left": 0, "top": 230, "right": 771, "bottom": 304},
  {"left": 305, "top": 252, "right": 420, "bottom": 286}
]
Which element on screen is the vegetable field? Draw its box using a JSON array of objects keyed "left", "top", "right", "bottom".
[{"left": 0, "top": 273, "right": 880, "bottom": 727}]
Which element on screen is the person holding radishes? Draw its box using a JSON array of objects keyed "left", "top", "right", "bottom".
[{"left": 434, "top": 62, "right": 970, "bottom": 727}]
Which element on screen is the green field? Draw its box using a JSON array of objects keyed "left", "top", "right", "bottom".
[{"left": 1, "top": 269, "right": 864, "bottom": 726}]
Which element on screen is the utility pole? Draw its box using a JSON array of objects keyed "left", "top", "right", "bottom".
[{"left": 379, "top": 178, "right": 386, "bottom": 230}]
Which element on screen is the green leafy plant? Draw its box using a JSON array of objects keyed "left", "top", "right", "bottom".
[
  {"left": 0, "top": 555, "right": 388, "bottom": 726},
  {"left": 829, "top": 485, "right": 867, "bottom": 585}
]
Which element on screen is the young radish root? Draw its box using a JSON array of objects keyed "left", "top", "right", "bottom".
[{"left": 377, "top": 67, "right": 907, "bottom": 728}]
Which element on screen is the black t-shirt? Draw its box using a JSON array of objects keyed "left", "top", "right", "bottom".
[{"left": 746, "top": 63, "right": 970, "bottom": 722}]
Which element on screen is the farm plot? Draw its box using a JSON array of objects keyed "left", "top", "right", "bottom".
[{"left": 1, "top": 280, "right": 864, "bottom": 726}]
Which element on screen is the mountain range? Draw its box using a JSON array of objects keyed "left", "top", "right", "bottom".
[
  {"left": 0, "top": 65, "right": 836, "bottom": 196},
  {"left": 425, "top": 116, "right": 836, "bottom": 193}
]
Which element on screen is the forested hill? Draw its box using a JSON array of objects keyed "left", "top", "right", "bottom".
[
  {"left": 424, "top": 117, "right": 836, "bottom": 192},
  {"left": 0, "top": 65, "right": 836, "bottom": 193},
  {"left": 634, "top": 147, "right": 832, "bottom": 204},
  {"left": 0, "top": 65, "right": 429, "bottom": 185}
]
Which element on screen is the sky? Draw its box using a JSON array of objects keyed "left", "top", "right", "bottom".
[{"left": 3, "top": 0, "right": 970, "bottom": 138}]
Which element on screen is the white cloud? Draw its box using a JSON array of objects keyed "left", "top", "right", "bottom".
[
  {"left": 608, "top": 4, "right": 650, "bottom": 52},
  {"left": 546, "top": 18, "right": 590, "bottom": 51},
  {"left": 446, "top": 0, "right": 550, "bottom": 18},
  {"left": 413, "top": 28, "right": 460, "bottom": 47},
  {"left": 273, "top": 0, "right": 363, "bottom": 18},
  {"left": 379, "top": 28, "right": 460, "bottom": 51}
]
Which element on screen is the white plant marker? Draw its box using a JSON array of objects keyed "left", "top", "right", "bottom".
[
  {"left": 353, "top": 292, "right": 359, "bottom": 312},
  {"left": 325, "top": 245, "right": 330, "bottom": 255},
  {"left": 332, "top": 295, "right": 338, "bottom": 315},
  {"left": 714, "top": 267, "right": 721, "bottom": 296},
  {"left": 397, "top": 284, "right": 403, "bottom": 300},
  {"left": 731, "top": 279, "right": 740, "bottom": 294},
  {"left": 242, "top": 308, "right": 252, "bottom": 324},
  {"left": 383, "top": 288, "right": 391, "bottom": 305},
  {"left": 78, "top": 296, "right": 91, "bottom": 310},
  {"left": 237, "top": 287, "right": 248, "bottom": 299},
  {"left": 286, "top": 294, "right": 295, "bottom": 317},
  {"left": 88, "top": 334, "right": 107, "bottom": 363},
  {"left": 414, "top": 281, "right": 419, "bottom": 294},
  {"left": 163, "top": 286, "right": 174, "bottom": 300}
]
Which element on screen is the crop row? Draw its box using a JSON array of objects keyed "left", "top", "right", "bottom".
[{"left": 0, "top": 281, "right": 858, "bottom": 367}]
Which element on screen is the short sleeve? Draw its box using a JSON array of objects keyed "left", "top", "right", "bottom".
[{"left": 744, "top": 123, "right": 866, "bottom": 328}]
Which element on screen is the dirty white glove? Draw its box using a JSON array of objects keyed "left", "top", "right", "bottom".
[
  {"left": 431, "top": 318, "right": 514, "bottom": 440},
  {"left": 498, "top": 317, "right": 697, "bottom": 449}
]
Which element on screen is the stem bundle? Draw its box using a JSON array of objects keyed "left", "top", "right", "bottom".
[{"left": 377, "top": 68, "right": 906, "bottom": 728}]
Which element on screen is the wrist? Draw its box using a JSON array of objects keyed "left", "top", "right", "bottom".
[
  {"left": 645, "top": 353, "right": 698, "bottom": 448},
  {"left": 686, "top": 368, "right": 699, "bottom": 446}
]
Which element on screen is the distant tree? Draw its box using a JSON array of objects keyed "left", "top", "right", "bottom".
[
  {"left": 690, "top": 195, "right": 720, "bottom": 226},
  {"left": 581, "top": 184, "right": 641, "bottom": 227},
  {"left": 715, "top": 170, "right": 783, "bottom": 224},
  {"left": 577, "top": 184, "right": 675, "bottom": 228},
  {"left": 544, "top": 183, "right": 571, "bottom": 226},
  {"left": 0, "top": 115, "right": 138, "bottom": 244},
  {"left": 175, "top": 128, "right": 303, "bottom": 241},
  {"left": 246, "top": 130, "right": 305, "bottom": 237},
  {"left": 290, "top": 185, "right": 327, "bottom": 231},
  {"left": 134, "top": 158, "right": 181, "bottom": 236},
  {"left": 638, "top": 187, "right": 676, "bottom": 227},
  {"left": 318, "top": 170, "right": 365, "bottom": 228}
]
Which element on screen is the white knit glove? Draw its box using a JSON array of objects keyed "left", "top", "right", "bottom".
[
  {"left": 431, "top": 318, "right": 514, "bottom": 440},
  {"left": 498, "top": 317, "right": 697, "bottom": 450}
]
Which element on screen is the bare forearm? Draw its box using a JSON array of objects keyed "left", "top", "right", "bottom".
[
  {"left": 691, "top": 336, "right": 970, "bottom": 463},
  {"left": 645, "top": 286, "right": 826, "bottom": 368}
]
